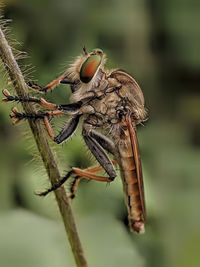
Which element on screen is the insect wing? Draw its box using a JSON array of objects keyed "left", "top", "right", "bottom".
[
  {"left": 126, "top": 115, "right": 146, "bottom": 221},
  {"left": 109, "top": 69, "right": 145, "bottom": 107}
]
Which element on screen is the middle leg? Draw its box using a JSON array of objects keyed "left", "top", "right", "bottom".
[
  {"left": 10, "top": 106, "right": 81, "bottom": 143},
  {"left": 82, "top": 124, "right": 117, "bottom": 180},
  {"left": 2, "top": 89, "right": 82, "bottom": 112}
]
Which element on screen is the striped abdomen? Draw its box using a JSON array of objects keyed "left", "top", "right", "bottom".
[{"left": 117, "top": 124, "right": 146, "bottom": 233}]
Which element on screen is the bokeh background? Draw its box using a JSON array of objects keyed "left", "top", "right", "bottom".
[{"left": 0, "top": 0, "right": 200, "bottom": 267}]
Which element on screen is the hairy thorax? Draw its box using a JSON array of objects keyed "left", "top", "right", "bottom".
[
  {"left": 70, "top": 68, "right": 147, "bottom": 138},
  {"left": 84, "top": 81, "right": 146, "bottom": 132}
]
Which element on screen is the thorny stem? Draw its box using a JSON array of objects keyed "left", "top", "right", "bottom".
[{"left": 0, "top": 26, "right": 88, "bottom": 267}]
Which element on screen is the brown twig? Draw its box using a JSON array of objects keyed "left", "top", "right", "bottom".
[{"left": 0, "top": 25, "right": 88, "bottom": 267}]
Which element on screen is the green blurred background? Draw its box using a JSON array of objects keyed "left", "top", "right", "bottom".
[{"left": 0, "top": 0, "right": 200, "bottom": 266}]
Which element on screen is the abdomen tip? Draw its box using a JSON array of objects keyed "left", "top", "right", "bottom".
[{"left": 131, "top": 221, "right": 145, "bottom": 234}]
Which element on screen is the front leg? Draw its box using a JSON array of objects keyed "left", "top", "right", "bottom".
[{"left": 27, "top": 74, "right": 76, "bottom": 93}]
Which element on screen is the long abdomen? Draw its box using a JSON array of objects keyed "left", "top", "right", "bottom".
[{"left": 117, "top": 128, "right": 145, "bottom": 233}]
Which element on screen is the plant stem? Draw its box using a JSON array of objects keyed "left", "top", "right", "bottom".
[{"left": 0, "top": 25, "right": 88, "bottom": 267}]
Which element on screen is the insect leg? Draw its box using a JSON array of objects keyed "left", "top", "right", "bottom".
[
  {"left": 36, "top": 170, "right": 74, "bottom": 196},
  {"left": 27, "top": 74, "right": 74, "bottom": 93},
  {"left": 69, "top": 160, "right": 118, "bottom": 198},
  {"left": 37, "top": 164, "right": 116, "bottom": 197},
  {"left": 82, "top": 125, "right": 116, "bottom": 180},
  {"left": 9, "top": 107, "right": 75, "bottom": 141},
  {"left": 69, "top": 177, "right": 81, "bottom": 199},
  {"left": 54, "top": 115, "right": 81, "bottom": 144},
  {"left": 3, "top": 89, "right": 57, "bottom": 110},
  {"left": 10, "top": 107, "right": 64, "bottom": 124},
  {"left": 89, "top": 130, "right": 116, "bottom": 155},
  {"left": 2, "top": 89, "right": 82, "bottom": 112},
  {"left": 70, "top": 161, "right": 116, "bottom": 198}
]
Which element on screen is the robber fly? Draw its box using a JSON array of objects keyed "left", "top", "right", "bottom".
[{"left": 2, "top": 48, "right": 147, "bottom": 233}]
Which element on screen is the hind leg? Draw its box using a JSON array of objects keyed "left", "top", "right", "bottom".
[{"left": 37, "top": 160, "right": 117, "bottom": 198}]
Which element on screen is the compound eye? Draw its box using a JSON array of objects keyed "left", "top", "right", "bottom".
[{"left": 80, "top": 54, "right": 101, "bottom": 83}]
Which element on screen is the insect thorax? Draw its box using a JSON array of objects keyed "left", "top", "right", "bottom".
[
  {"left": 68, "top": 64, "right": 146, "bottom": 137},
  {"left": 84, "top": 78, "right": 146, "bottom": 136}
]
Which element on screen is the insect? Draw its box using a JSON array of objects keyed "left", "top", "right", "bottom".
[{"left": 2, "top": 48, "right": 147, "bottom": 233}]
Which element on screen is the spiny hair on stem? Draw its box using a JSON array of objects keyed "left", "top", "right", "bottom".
[{"left": 0, "top": 14, "right": 36, "bottom": 86}]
